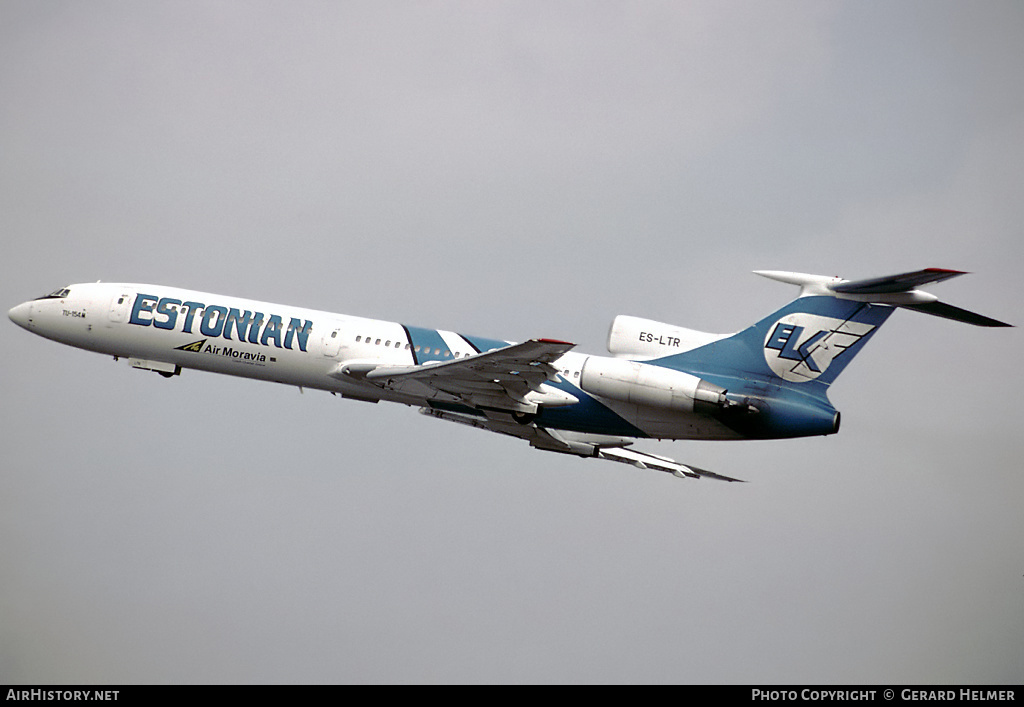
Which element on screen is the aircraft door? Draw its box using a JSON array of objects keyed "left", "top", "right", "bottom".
[
  {"left": 322, "top": 326, "right": 343, "bottom": 357},
  {"left": 108, "top": 292, "right": 133, "bottom": 323}
]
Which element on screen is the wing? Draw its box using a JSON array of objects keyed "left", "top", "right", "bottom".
[
  {"left": 340, "top": 338, "right": 578, "bottom": 414},
  {"left": 421, "top": 407, "right": 744, "bottom": 482},
  {"left": 593, "top": 447, "right": 745, "bottom": 482},
  {"left": 340, "top": 337, "right": 743, "bottom": 482}
]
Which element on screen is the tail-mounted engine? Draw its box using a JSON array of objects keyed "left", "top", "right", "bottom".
[
  {"left": 579, "top": 356, "right": 731, "bottom": 414},
  {"left": 606, "top": 315, "right": 728, "bottom": 358},
  {"left": 579, "top": 355, "right": 841, "bottom": 439}
]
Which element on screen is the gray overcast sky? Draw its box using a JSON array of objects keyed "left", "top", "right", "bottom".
[{"left": 2, "top": 1, "right": 1022, "bottom": 684}]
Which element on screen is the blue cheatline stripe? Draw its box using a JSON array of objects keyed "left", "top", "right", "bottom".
[
  {"left": 407, "top": 328, "right": 641, "bottom": 436},
  {"left": 535, "top": 377, "right": 649, "bottom": 438},
  {"left": 458, "top": 333, "right": 511, "bottom": 353},
  {"left": 402, "top": 324, "right": 452, "bottom": 364}
]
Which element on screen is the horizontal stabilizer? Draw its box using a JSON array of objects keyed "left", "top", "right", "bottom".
[
  {"left": 902, "top": 301, "right": 1012, "bottom": 327},
  {"left": 757, "top": 267, "right": 1011, "bottom": 328},
  {"left": 831, "top": 268, "right": 967, "bottom": 294}
]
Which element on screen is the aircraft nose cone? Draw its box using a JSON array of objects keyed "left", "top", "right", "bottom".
[{"left": 8, "top": 301, "right": 33, "bottom": 330}]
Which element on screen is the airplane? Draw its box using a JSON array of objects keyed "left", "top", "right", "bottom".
[{"left": 8, "top": 268, "right": 1011, "bottom": 482}]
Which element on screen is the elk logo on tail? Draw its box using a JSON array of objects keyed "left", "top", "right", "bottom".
[{"left": 763, "top": 314, "right": 875, "bottom": 383}]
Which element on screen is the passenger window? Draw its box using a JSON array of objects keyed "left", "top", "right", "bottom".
[{"left": 356, "top": 336, "right": 362, "bottom": 342}]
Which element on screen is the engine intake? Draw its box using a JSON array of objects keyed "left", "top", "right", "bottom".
[{"left": 606, "top": 315, "right": 726, "bottom": 357}]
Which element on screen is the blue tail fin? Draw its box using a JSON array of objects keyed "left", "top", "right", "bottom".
[
  {"left": 644, "top": 268, "right": 1004, "bottom": 439},
  {"left": 651, "top": 295, "right": 896, "bottom": 396},
  {"left": 656, "top": 266, "right": 1010, "bottom": 392},
  {"left": 648, "top": 295, "right": 895, "bottom": 439}
]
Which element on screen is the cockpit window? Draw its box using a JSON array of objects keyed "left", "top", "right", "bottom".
[{"left": 36, "top": 287, "right": 71, "bottom": 300}]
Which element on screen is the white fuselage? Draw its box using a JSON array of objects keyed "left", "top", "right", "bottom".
[{"left": 9, "top": 282, "right": 742, "bottom": 441}]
